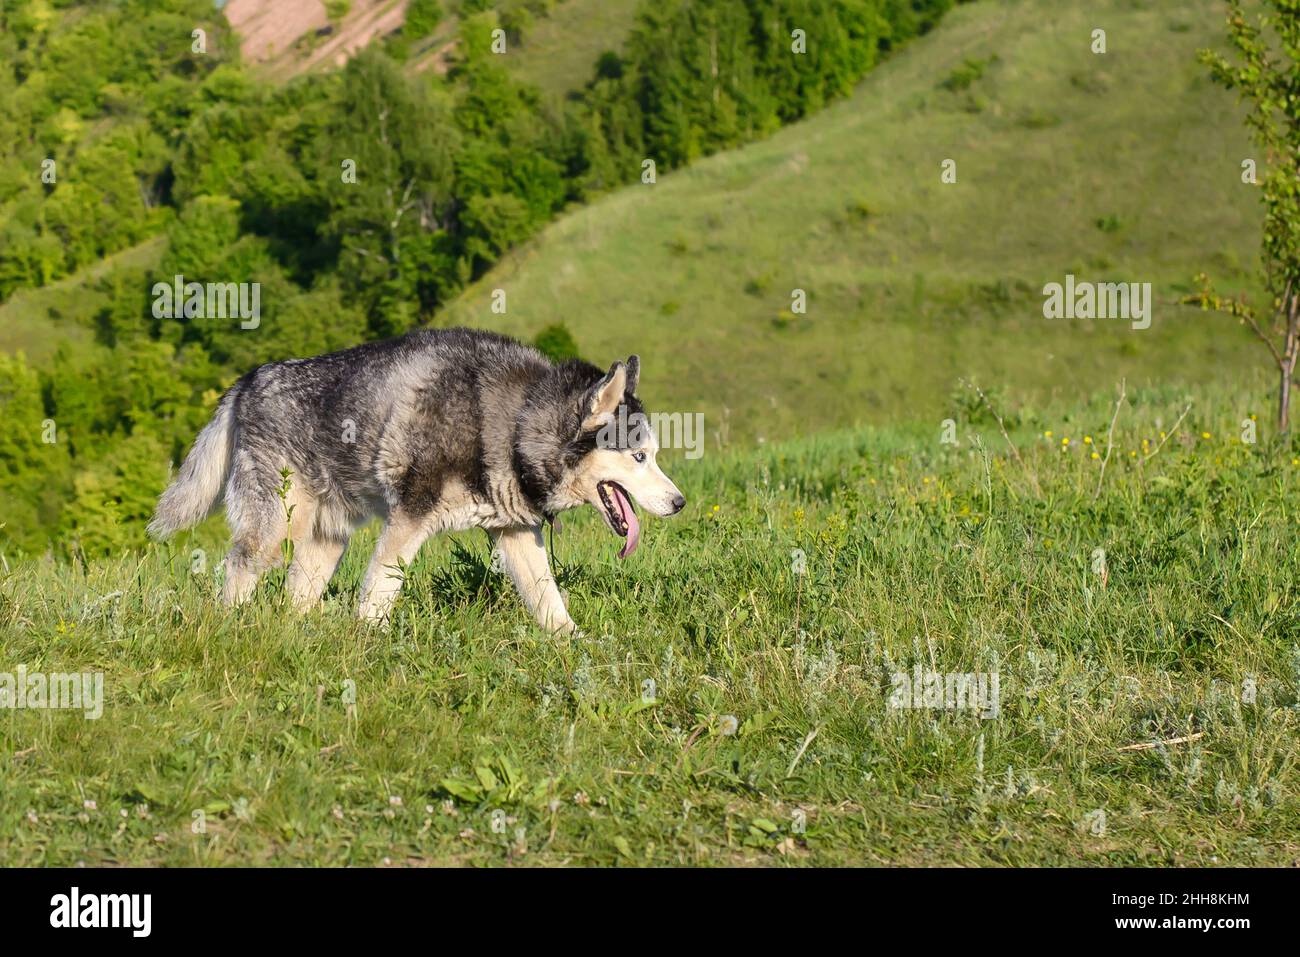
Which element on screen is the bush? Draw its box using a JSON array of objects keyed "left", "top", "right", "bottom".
[
  {"left": 403, "top": 0, "right": 443, "bottom": 38},
  {"left": 533, "top": 322, "right": 580, "bottom": 362}
]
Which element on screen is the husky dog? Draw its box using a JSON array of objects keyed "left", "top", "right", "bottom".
[{"left": 148, "top": 328, "right": 686, "bottom": 632}]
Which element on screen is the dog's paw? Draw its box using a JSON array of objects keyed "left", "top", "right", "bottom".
[
  {"left": 357, "top": 606, "right": 390, "bottom": 628},
  {"left": 550, "top": 618, "right": 581, "bottom": 638}
]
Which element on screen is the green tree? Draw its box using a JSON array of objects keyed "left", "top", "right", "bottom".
[
  {"left": 321, "top": 49, "right": 459, "bottom": 330},
  {"left": 404, "top": 0, "right": 444, "bottom": 37},
  {"left": 0, "top": 352, "right": 71, "bottom": 552},
  {"left": 61, "top": 431, "right": 170, "bottom": 558},
  {"left": 1195, "top": 1, "right": 1300, "bottom": 433}
]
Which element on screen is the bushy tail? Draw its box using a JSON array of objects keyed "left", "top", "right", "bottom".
[{"left": 148, "top": 392, "right": 237, "bottom": 540}]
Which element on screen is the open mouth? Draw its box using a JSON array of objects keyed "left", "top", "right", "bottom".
[{"left": 597, "top": 481, "right": 641, "bottom": 559}]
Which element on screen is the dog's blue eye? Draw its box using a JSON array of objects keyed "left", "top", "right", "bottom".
[{"left": 632, "top": 451, "right": 647, "bottom": 463}]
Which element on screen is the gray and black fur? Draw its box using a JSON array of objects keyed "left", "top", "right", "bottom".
[{"left": 150, "top": 327, "right": 683, "bottom": 630}]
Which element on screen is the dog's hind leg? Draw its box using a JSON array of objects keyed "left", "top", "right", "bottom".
[
  {"left": 489, "top": 525, "right": 576, "bottom": 635},
  {"left": 222, "top": 536, "right": 281, "bottom": 606},
  {"left": 221, "top": 494, "right": 282, "bottom": 607},
  {"left": 222, "top": 449, "right": 314, "bottom": 607},
  {"left": 357, "top": 511, "right": 431, "bottom": 624}
]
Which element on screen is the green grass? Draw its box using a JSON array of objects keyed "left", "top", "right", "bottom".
[
  {"left": 2, "top": 379, "right": 1298, "bottom": 866},
  {"left": 398, "top": 0, "right": 643, "bottom": 97},
  {"left": 502, "top": 0, "right": 644, "bottom": 99},
  {"left": 443, "top": 0, "right": 1267, "bottom": 443}
]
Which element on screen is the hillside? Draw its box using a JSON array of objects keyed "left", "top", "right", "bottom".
[
  {"left": 225, "top": 0, "right": 411, "bottom": 78},
  {"left": 0, "top": 0, "right": 634, "bottom": 356},
  {"left": 0, "top": 238, "right": 165, "bottom": 365},
  {"left": 1, "top": 0, "right": 957, "bottom": 554},
  {"left": 442, "top": 0, "right": 1265, "bottom": 444}
]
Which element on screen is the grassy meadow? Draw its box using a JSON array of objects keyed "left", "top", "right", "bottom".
[
  {"left": 501, "top": 0, "right": 643, "bottom": 98},
  {"left": 2, "top": 377, "right": 1298, "bottom": 866}
]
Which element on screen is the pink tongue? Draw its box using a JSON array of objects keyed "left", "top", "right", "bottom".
[{"left": 611, "top": 484, "right": 641, "bottom": 558}]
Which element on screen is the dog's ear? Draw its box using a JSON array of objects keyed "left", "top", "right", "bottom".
[
  {"left": 582, "top": 361, "right": 627, "bottom": 431},
  {"left": 624, "top": 355, "right": 640, "bottom": 396}
]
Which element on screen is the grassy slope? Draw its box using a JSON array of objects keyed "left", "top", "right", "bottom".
[
  {"left": 406, "top": 0, "right": 645, "bottom": 96},
  {"left": 502, "top": 0, "right": 643, "bottom": 98},
  {"left": 0, "top": 237, "right": 166, "bottom": 364},
  {"left": 1, "top": 382, "right": 1297, "bottom": 865},
  {"left": 444, "top": 0, "right": 1265, "bottom": 444}
]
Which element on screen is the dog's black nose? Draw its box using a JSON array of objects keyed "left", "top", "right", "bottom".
[{"left": 671, "top": 494, "right": 686, "bottom": 513}]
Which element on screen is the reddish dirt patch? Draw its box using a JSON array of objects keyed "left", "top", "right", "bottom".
[{"left": 222, "top": 0, "right": 411, "bottom": 75}]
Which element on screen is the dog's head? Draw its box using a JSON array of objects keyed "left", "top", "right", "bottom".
[{"left": 517, "top": 356, "right": 685, "bottom": 558}]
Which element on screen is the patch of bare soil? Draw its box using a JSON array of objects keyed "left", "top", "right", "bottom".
[{"left": 222, "top": 0, "right": 412, "bottom": 77}]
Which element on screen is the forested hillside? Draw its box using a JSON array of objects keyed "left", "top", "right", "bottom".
[{"left": 0, "top": 0, "right": 954, "bottom": 556}]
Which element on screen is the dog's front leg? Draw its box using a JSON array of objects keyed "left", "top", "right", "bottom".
[
  {"left": 358, "top": 513, "right": 431, "bottom": 624},
  {"left": 490, "top": 525, "right": 576, "bottom": 635}
]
